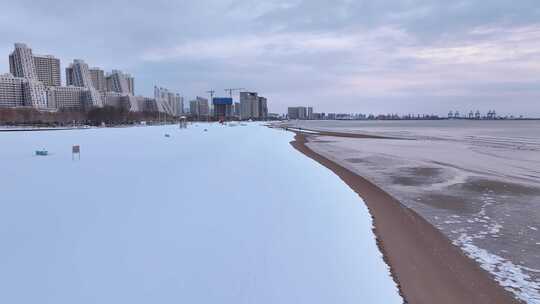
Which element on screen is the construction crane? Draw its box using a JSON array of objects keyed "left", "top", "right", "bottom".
[
  {"left": 204, "top": 90, "right": 216, "bottom": 122},
  {"left": 206, "top": 89, "right": 216, "bottom": 102},
  {"left": 224, "top": 88, "right": 245, "bottom": 98}
]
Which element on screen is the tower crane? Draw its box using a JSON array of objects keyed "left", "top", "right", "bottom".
[
  {"left": 224, "top": 88, "right": 245, "bottom": 98},
  {"left": 206, "top": 89, "right": 216, "bottom": 102}
]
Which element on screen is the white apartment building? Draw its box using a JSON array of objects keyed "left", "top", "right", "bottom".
[
  {"left": 9, "top": 43, "right": 37, "bottom": 80},
  {"left": 33, "top": 55, "right": 61, "bottom": 87},
  {"left": 0, "top": 74, "right": 25, "bottom": 107},
  {"left": 66, "top": 59, "right": 103, "bottom": 108},
  {"left": 154, "top": 86, "right": 182, "bottom": 116},
  {"left": 47, "top": 86, "right": 90, "bottom": 110},
  {"left": 189, "top": 96, "right": 208, "bottom": 117},
  {"left": 106, "top": 70, "right": 134, "bottom": 95},
  {"left": 8, "top": 43, "right": 48, "bottom": 108},
  {"left": 89, "top": 68, "right": 106, "bottom": 92}
]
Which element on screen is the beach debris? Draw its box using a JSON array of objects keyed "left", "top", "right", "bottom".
[
  {"left": 179, "top": 117, "right": 188, "bottom": 129},
  {"left": 35, "top": 149, "right": 48, "bottom": 156},
  {"left": 204, "top": 129, "right": 208, "bottom": 132},
  {"left": 72, "top": 145, "right": 80, "bottom": 160},
  {"left": 164, "top": 134, "right": 171, "bottom": 138}
]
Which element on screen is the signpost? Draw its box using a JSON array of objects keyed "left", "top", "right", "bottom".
[{"left": 72, "top": 145, "right": 80, "bottom": 160}]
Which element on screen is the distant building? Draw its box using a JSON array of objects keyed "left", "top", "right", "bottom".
[
  {"left": 0, "top": 73, "right": 26, "bottom": 107},
  {"left": 213, "top": 97, "right": 233, "bottom": 119},
  {"left": 240, "top": 92, "right": 268, "bottom": 120},
  {"left": 258, "top": 96, "right": 268, "bottom": 120},
  {"left": 8, "top": 43, "right": 48, "bottom": 108},
  {"left": 47, "top": 86, "right": 90, "bottom": 110},
  {"left": 89, "top": 68, "right": 106, "bottom": 92},
  {"left": 233, "top": 102, "right": 240, "bottom": 117},
  {"left": 33, "top": 55, "right": 61, "bottom": 87},
  {"left": 288, "top": 106, "right": 311, "bottom": 120},
  {"left": 297, "top": 107, "right": 307, "bottom": 119},
  {"left": 189, "top": 100, "right": 197, "bottom": 116},
  {"left": 240, "top": 91, "right": 258, "bottom": 120},
  {"left": 9, "top": 43, "right": 38, "bottom": 80},
  {"left": 190, "top": 96, "right": 209, "bottom": 118},
  {"left": 288, "top": 107, "right": 299, "bottom": 119},
  {"left": 65, "top": 60, "right": 102, "bottom": 108},
  {"left": 153, "top": 86, "right": 183, "bottom": 116},
  {"left": 106, "top": 70, "right": 134, "bottom": 95}
]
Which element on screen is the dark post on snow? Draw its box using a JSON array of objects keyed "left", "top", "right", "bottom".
[{"left": 72, "top": 145, "right": 80, "bottom": 160}]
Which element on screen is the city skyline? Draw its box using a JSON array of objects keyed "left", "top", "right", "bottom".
[
  {"left": 1, "top": 42, "right": 273, "bottom": 120},
  {"left": 1, "top": 1, "right": 540, "bottom": 116}
]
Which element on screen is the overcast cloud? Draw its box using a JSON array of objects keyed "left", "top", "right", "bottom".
[{"left": 1, "top": 0, "right": 540, "bottom": 115}]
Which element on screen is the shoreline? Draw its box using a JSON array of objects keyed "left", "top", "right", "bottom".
[{"left": 290, "top": 132, "right": 520, "bottom": 304}]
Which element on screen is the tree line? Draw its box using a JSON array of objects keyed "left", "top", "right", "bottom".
[{"left": 0, "top": 107, "right": 176, "bottom": 126}]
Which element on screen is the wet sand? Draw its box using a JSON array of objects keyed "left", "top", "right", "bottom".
[{"left": 291, "top": 132, "right": 520, "bottom": 304}]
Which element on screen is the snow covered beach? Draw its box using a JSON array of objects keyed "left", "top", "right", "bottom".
[{"left": 0, "top": 123, "right": 401, "bottom": 304}]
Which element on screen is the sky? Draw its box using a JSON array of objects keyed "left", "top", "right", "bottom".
[{"left": 1, "top": 0, "right": 540, "bottom": 116}]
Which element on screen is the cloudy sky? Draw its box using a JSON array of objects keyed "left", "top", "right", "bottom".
[{"left": 1, "top": 0, "right": 540, "bottom": 116}]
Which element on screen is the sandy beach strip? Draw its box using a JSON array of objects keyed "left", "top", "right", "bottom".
[{"left": 290, "top": 132, "right": 520, "bottom": 304}]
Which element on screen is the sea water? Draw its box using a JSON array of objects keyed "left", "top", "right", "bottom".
[{"left": 0, "top": 123, "right": 402, "bottom": 304}]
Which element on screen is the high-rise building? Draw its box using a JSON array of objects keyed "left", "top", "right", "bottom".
[
  {"left": 167, "top": 92, "right": 183, "bottom": 116},
  {"left": 297, "top": 106, "right": 307, "bottom": 119},
  {"left": 240, "top": 91, "right": 258, "bottom": 120},
  {"left": 127, "top": 75, "right": 134, "bottom": 95},
  {"left": 65, "top": 66, "right": 73, "bottom": 86},
  {"left": 212, "top": 97, "right": 233, "bottom": 119},
  {"left": 287, "top": 106, "right": 310, "bottom": 120},
  {"left": 189, "top": 97, "right": 209, "bottom": 118},
  {"left": 307, "top": 107, "right": 313, "bottom": 120},
  {"left": 33, "top": 55, "right": 61, "bottom": 87},
  {"left": 46, "top": 86, "right": 90, "bottom": 110},
  {"left": 106, "top": 70, "right": 134, "bottom": 95},
  {"left": 8, "top": 43, "right": 48, "bottom": 108},
  {"left": 189, "top": 100, "right": 198, "bottom": 116},
  {"left": 233, "top": 102, "right": 240, "bottom": 117},
  {"left": 288, "top": 107, "right": 299, "bottom": 119},
  {"left": 66, "top": 59, "right": 103, "bottom": 108},
  {"left": 89, "top": 68, "right": 106, "bottom": 92},
  {"left": 258, "top": 96, "right": 268, "bottom": 120},
  {"left": 9, "top": 44, "right": 61, "bottom": 87},
  {"left": 154, "top": 86, "right": 182, "bottom": 115},
  {"left": 9, "top": 43, "right": 37, "bottom": 80},
  {"left": 0, "top": 74, "right": 26, "bottom": 107}
]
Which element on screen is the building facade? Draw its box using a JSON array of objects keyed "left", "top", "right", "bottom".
[
  {"left": 258, "top": 96, "right": 268, "bottom": 120},
  {"left": 154, "top": 86, "right": 182, "bottom": 116},
  {"left": 307, "top": 107, "right": 313, "bottom": 120},
  {"left": 66, "top": 60, "right": 102, "bottom": 108},
  {"left": 106, "top": 70, "right": 134, "bottom": 95},
  {"left": 33, "top": 55, "right": 61, "bottom": 87},
  {"left": 0, "top": 74, "right": 26, "bottom": 107},
  {"left": 89, "top": 68, "right": 106, "bottom": 92},
  {"left": 239, "top": 91, "right": 258, "bottom": 120},
  {"left": 8, "top": 43, "right": 48, "bottom": 108},
  {"left": 9, "top": 43, "right": 37, "bottom": 80},
  {"left": 47, "top": 86, "right": 89, "bottom": 110},
  {"left": 212, "top": 97, "right": 233, "bottom": 119},
  {"left": 189, "top": 96, "right": 209, "bottom": 118},
  {"left": 288, "top": 106, "right": 311, "bottom": 120}
]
